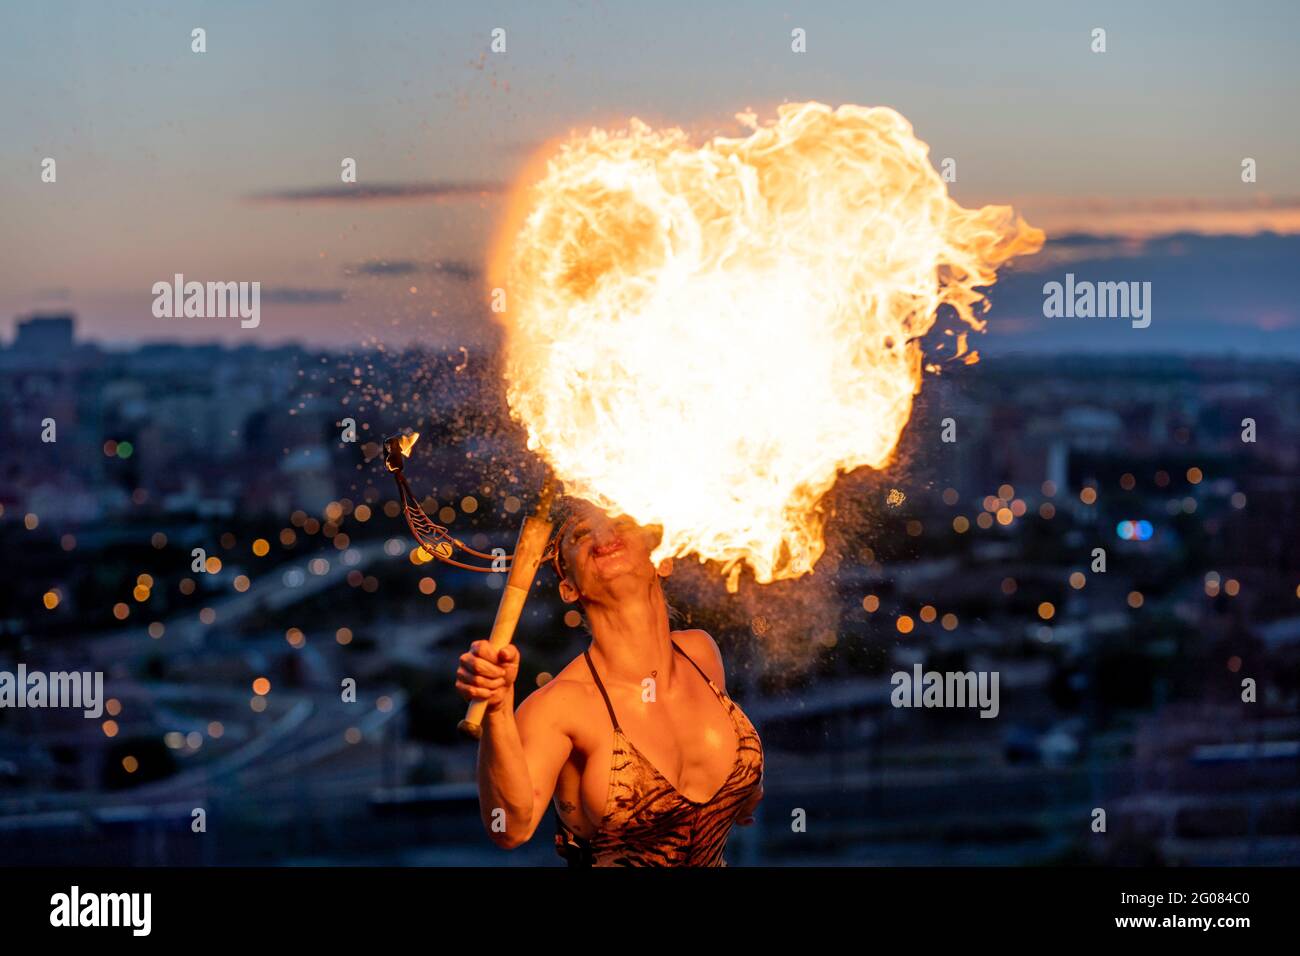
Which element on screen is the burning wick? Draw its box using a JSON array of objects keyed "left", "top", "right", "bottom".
[{"left": 383, "top": 431, "right": 514, "bottom": 572}]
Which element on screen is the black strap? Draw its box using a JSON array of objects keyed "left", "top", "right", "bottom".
[
  {"left": 583, "top": 649, "right": 621, "bottom": 730},
  {"left": 670, "top": 640, "right": 714, "bottom": 686}
]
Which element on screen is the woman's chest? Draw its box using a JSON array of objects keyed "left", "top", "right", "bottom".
[{"left": 557, "top": 684, "right": 752, "bottom": 833}]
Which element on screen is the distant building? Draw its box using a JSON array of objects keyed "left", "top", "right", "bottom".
[{"left": 12, "top": 313, "right": 75, "bottom": 353}]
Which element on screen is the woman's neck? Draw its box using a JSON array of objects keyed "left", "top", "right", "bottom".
[{"left": 585, "top": 580, "right": 675, "bottom": 684}]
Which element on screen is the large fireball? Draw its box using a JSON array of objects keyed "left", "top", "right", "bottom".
[{"left": 492, "top": 102, "right": 1043, "bottom": 589}]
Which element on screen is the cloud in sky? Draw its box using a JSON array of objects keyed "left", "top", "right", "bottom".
[
  {"left": 977, "top": 231, "right": 1300, "bottom": 355},
  {"left": 344, "top": 260, "right": 479, "bottom": 281},
  {"left": 259, "top": 287, "right": 348, "bottom": 304},
  {"left": 1009, "top": 194, "right": 1300, "bottom": 240},
  {"left": 247, "top": 181, "right": 505, "bottom": 204}
]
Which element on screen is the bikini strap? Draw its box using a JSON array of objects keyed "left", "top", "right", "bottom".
[
  {"left": 583, "top": 649, "right": 621, "bottom": 730},
  {"left": 671, "top": 640, "right": 719, "bottom": 691}
]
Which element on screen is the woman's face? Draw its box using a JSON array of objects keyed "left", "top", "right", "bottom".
[{"left": 557, "top": 501, "right": 659, "bottom": 602}]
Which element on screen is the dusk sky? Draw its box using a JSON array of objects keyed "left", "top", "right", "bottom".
[{"left": 3, "top": 0, "right": 1298, "bottom": 353}]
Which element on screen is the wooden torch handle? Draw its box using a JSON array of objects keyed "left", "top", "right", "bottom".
[{"left": 458, "top": 491, "right": 556, "bottom": 739}]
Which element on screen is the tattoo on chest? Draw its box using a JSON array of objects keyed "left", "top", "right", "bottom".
[{"left": 557, "top": 800, "right": 577, "bottom": 814}]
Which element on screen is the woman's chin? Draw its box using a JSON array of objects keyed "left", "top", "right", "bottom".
[{"left": 594, "top": 555, "right": 632, "bottom": 577}]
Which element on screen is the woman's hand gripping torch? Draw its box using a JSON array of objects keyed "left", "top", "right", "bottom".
[
  {"left": 459, "top": 477, "right": 556, "bottom": 738},
  {"left": 382, "top": 431, "right": 557, "bottom": 739}
]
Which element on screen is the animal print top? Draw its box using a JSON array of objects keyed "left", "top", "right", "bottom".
[{"left": 554, "top": 640, "right": 764, "bottom": 867}]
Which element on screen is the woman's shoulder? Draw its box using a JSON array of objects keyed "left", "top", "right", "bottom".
[
  {"left": 671, "top": 628, "right": 727, "bottom": 688},
  {"left": 516, "top": 649, "right": 603, "bottom": 727}
]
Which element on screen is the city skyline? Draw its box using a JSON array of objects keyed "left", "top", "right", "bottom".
[{"left": 4, "top": 324, "right": 1295, "bottom": 868}]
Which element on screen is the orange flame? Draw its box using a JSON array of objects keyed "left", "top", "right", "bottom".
[{"left": 492, "top": 102, "right": 1043, "bottom": 590}]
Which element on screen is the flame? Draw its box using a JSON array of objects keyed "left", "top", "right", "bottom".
[{"left": 492, "top": 102, "right": 1043, "bottom": 589}]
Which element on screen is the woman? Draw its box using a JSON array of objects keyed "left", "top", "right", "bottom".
[{"left": 454, "top": 498, "right": 764, "bottom": 866}]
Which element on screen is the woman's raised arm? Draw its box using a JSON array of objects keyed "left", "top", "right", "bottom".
[{"left": 457, "top": 640, "right": 573, "bottom": 848}]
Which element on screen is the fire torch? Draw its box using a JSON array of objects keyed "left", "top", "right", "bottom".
[{"left": 382, "top": 431, "right": 557, "bottom": 739}]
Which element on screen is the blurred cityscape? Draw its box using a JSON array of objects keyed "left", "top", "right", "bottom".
[{"left": 1, "top": 312, "right": 1297, "bottom": 866}]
